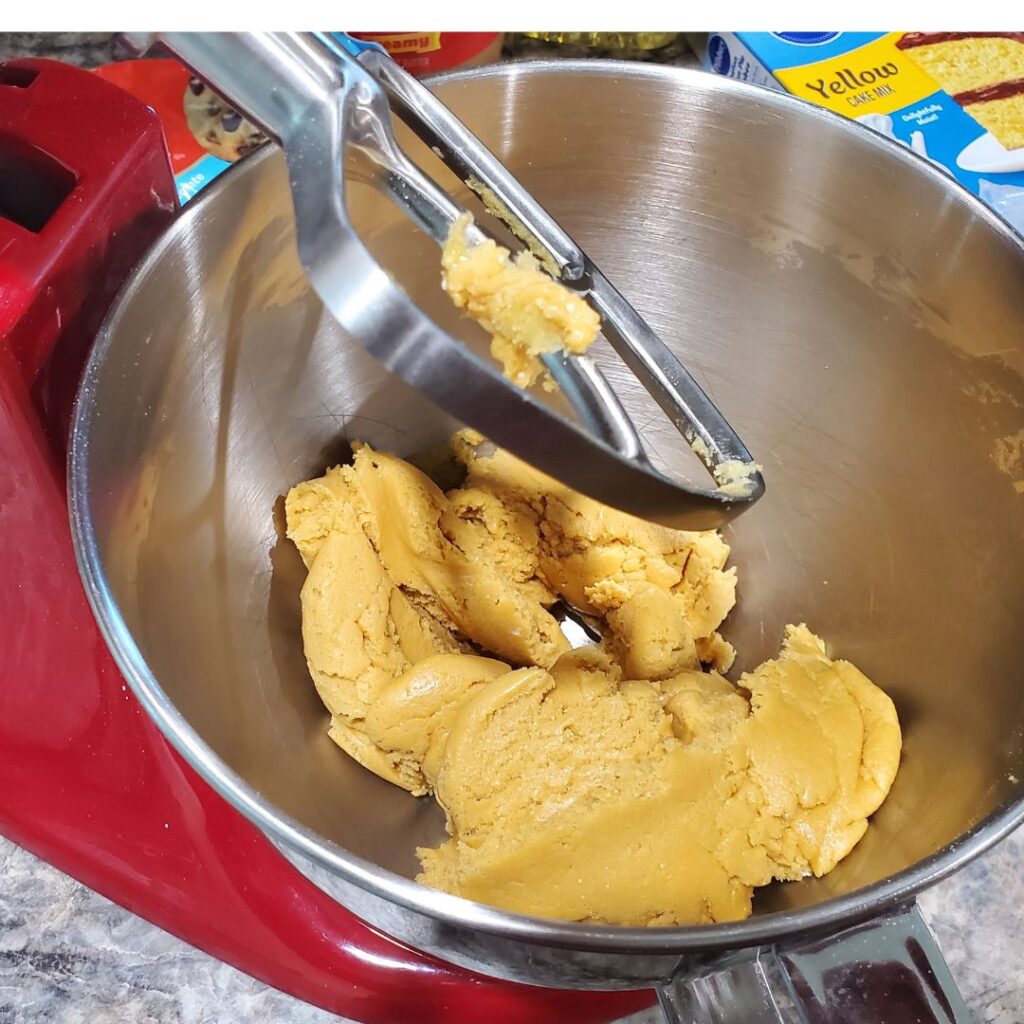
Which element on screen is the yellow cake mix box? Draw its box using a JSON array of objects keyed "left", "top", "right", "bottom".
[{"left": 697, "top": 32, "right": 1024, "bottom": 233}]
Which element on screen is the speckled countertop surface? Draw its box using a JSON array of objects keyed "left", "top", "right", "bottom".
[
  {"left": 0, "top": 30, "right": 1022, "bottom": 1024},
  {"left": 2, "top": 829, "right": 1022, "bottom": 1023}
]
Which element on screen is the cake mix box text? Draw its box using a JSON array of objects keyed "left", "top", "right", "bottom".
[{"left": 698, "top": 32, "right": 1024, "bottom": 234}]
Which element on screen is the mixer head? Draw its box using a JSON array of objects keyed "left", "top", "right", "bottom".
[{"left": 126, "top": 31, "right": 764, "bottom": 530}]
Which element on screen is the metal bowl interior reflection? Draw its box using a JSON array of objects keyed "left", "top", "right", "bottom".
[{"left": 71, "top": 61, "right": 1024, "bottom": 983}]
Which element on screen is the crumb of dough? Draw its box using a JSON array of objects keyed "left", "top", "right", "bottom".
[
  {"left": 688, "top": 436, "right": 762, "bottom": 499},
  {"left": 713, "top": 458, "right": 763, "bottom": 498},
  {"left": 285, "top": 437, "right": 902, "bottom": 925},
  {"left": 465, "top": 176, "right": 561, "bottom": 277},
  {"left": 441, "top": 213, "right": 600, "bottom": 389},
  {"left": 696, "top": 632, "right": 737, "bottom": 674}
]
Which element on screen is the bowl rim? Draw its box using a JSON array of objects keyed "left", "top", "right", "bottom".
[{"left": 69, "top": 57, "right": 1024, "bottom": 958}]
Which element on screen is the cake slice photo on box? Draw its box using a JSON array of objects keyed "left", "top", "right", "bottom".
[{"left": 897, "top": 32, "right": 1024, "bottom": 153}]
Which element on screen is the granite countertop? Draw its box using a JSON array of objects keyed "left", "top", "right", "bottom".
[
  {"left": 2, "top": 828, "right": 1022, "bottom": 1023},
  {"left": 0, "top": 30, "right": 1022, "bottom": 1024}
]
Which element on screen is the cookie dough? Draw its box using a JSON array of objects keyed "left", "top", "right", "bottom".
[
  {"left": 286, "top": 473, "right": 460, "bottom": 793},
  {"left": 449, "top": 430, "right": 737, "bottom": 674},
  {"left": 343, "top": 443, "right": 569, "bottom": 669},
  {"left": 441, "top": 214, "right": 601, "bottom": 388},
  {"left": 418, "top": 625, "right": 901, "bottom": 924},
  {"left": 285, "top": 435, "right": 902, "bottom": 925}
]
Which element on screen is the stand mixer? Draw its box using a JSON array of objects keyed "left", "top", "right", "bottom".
[{"left": 3, "top": 36, "right": 1024, "bottom": 1024}]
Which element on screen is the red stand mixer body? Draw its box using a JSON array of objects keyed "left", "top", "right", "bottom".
[{"left": 0, "top": 58, "right": 649, "bottom": 1024}]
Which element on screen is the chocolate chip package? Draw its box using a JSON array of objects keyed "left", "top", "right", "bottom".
[{"left": 94, "top": 58, "right": 266, "bottom": 204}]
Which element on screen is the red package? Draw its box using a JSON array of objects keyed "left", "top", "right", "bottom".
[{"left": 94, "top": 59, "right": 263, "bottom": 203}]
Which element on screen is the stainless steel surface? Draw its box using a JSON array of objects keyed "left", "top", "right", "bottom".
[
  {"left": 348, "top": 36, "right": 764, "bottom": 495},
  {"left": 70, "top": 61, "right": 1024, "bottom": 992},
  {"left": 140, "top": 31, "right": 762, "bottom": 530},
  {"left": 658, "top": 903, "right": 970, "bottom": 1023},
  {"left": 343, "top": 35, "right": 587, "bottom": 281}
]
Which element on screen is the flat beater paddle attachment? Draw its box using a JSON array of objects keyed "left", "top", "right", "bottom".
[{"left": 127, "top": 31, "right": 764, "bottom": 530}]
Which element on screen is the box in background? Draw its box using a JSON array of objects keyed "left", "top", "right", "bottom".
[
  {"left": 695, "top": 32, "right": 1024, "bottom": 234},
  {"left": 93, "top": 60, "right": 237, "bottom": 204}
]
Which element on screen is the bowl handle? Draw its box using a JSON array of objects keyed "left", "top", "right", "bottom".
[{"left": 658, "top": 901, "right": 970, "bottom": 1024}]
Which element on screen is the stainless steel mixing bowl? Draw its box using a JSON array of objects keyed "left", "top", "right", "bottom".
[{"left": 70, "top": 60, "right": 1024, "bottom": 1019}]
